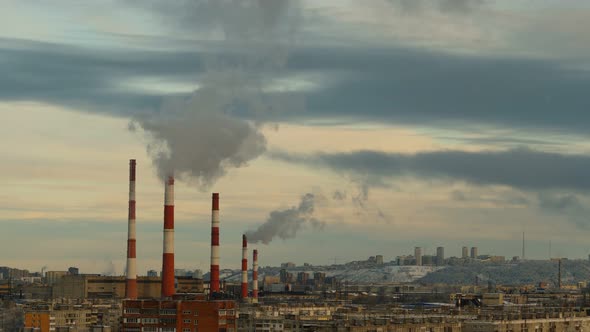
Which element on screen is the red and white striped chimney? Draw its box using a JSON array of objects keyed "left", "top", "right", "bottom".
[
  {"left": 252, "top": 249, "right": 258, "bottom": 301},
  {"left": 161, "top": 176, "right": 175, "bottom": 297},
  {"left": 210, "top": 193, "right": 220, "bottom": 293},
  {"left": 125, "top": 159, "right": 137, "bottom": 299},
  {"left": 241, "top": 234, "right": 248, "bottom": 299}
]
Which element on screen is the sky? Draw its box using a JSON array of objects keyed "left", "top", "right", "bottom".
[{"left": 2, "top": 0, "right": 590, "bottom": 275}]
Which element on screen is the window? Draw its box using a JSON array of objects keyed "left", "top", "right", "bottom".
[
  {"left": 162, "top": 328, "right": 176, "bottom": 332},
  {"left": 143, "top": 318, "right": 158, "bottom": 324},
  {"left": 160, "top": 309, "right": 177, "bottom": 315},
  {"left": 183, "top": 329, "right": 191, "bottom": 332},
  {"left": 194, "top": 320, "right": 199, "bottom": 325},
  {"left": 125, "top": 318, "right": 139, "bottom": 323},
  {"left": 183, "top": 310, "right": 192, "bottom": 315},
  {"left": 183, "top": 319, "right": 191, "bottom": 323},
  {"left": 143, "top": 328, "right": 157, "bottom": 332},
  {"left": 124, "top": 308, "right": 140, "bottom": 314}
]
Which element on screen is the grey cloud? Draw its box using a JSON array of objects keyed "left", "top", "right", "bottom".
[
  {"left": 270, "top": 148, "right": 590, "bottom": 192},
  {"left": 450, "top": 189, "right": 530, "bottom": 206},
  {"left": 395, "top": 0, "right": 486, "bottom": 13},
  {"left": 451, "top": 190, "right": 468, "bottom": 201},
  {"left": 438, "top": 136, "right": 567, "bottom": 148},
  {"left": 129, "top": 0, "right": 301, "bottom": 41},
  {"left": 332, "top": 190, "right": 347, "bottom": 201},
  {"left": 0, "top": 38, "right": 201, "bottom": 116},
  {"left": 537, "top": 193, "right": 585, "bottom": 214},
  {"left": 2, "top": 11, "right": 590, "bottom": 139},
  {"left": 537, "top": 192, "right": 589, "bottom": 228},
  {"left": 245, "top": 193, "right": 324, "bottom": 244},
  {"left": 287, "top": 46, "right": 590, "bottom": 135}
]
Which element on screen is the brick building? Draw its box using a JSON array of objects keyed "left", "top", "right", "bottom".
[{"left": 121, "top": 299, "right": 236, "bottom": 332}]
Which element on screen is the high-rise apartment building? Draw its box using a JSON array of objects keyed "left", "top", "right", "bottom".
[
  {"left": 436, "top": 247, "right": 445, "bottom": 266},
  {"left": 415, "top": 247, "right": 423, "bottom": 266},
  {"left": 471, "top": 247, "right": 478, "bottom": 259}
]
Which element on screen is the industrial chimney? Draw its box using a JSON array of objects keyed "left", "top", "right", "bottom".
[
  {"left": 252, "top": 249, "right": 259, "bottom": 301},
  {"left": 161, "top": 176, "right": 175, "bottom": 297},
  {"left": 125, "top": 159, "right": 137, "bottom": 299},
  {"left": 210, "top": 193, "right": 220, "bottom": 293},
  {"left": 241, "top": 235, "right": 248, "bottom": 299}
]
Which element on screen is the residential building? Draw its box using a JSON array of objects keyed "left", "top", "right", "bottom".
[{"left": 121, "top": 298, "right": 236, "bottom": 332}]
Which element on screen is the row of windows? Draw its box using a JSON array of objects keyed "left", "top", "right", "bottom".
[
  {"left": 125, "top": 308, "right": 179, "bottom": 315},
  {"left": 219, "top": 310, "right": 235, "bottom": 316},
  {"left": 126, "top": 317, "right": 199, "bottom": 325}
]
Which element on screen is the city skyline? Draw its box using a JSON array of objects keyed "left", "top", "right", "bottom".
[{"left": 2, "top": 1, "right": 590, "bottom": 273}]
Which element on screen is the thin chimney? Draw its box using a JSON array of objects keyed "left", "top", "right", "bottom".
[
  {"left": 241, "top": 235, "right": 248, "bottom": 299},
  {"left": 210, "top": 193, "right": 220, "bottom": 293},
  {"left": 125, "top": 159, "right": 137, "bottom": 299},
  {"left": 161, "top": 176, "right": 175, "bottom": 297},
  {"left": 252, "top": 249, "right": 259, "bottom": 301}
]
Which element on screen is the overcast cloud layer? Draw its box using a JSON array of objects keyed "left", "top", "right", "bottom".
[
  {"left": 1, "top": 0, "right": 590, "bottom": 135},
  {"left": 2, "top": 38, "right": 590, "bottom": 135}
]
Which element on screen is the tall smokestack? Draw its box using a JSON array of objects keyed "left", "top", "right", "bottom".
[
  {"left": 210, "top": 193, "right": 220, "bottom": 293},
  {"left": 252, "top": 249, "right": 259, "bottom": 301},
  {"left": 241, "top": 235, "right": 248, "bottom": 299},
  {"left": 161, "top": 176, "right": 175, "bottom": 297},
  {"left": 125, "top": 159, "right": 137, "bottom": 299}
]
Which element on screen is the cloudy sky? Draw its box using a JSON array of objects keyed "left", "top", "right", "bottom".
[{"left": 2, "top": 0, "right": 590, "bottom": 275}]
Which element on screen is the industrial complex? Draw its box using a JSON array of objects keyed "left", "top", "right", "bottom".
[{"left": 2, "top": 159, "right": 590, "bottom": 332}]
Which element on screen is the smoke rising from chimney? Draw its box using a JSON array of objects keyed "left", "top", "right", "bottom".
[
  {"left": 130, "top": 1, "right": 303, "bottom": 187},
  {"left": 246, "top": 193, "right": 324, "bottom": 244}
]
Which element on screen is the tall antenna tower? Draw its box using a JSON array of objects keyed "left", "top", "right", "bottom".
[{"left": 522, "top": 232, "right": 525, "bottom": 260}]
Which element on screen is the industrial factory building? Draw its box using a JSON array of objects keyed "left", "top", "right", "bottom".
[{"left": 51, "top": 275, "right": 203, "bottom": 299}]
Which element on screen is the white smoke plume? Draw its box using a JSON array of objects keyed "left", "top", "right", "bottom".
[
  {"left": 131, "top": 0, "right": 303, "bottom": 187},
  {"left": 246, "top": 193, "right": 325, "bottom": 244}
]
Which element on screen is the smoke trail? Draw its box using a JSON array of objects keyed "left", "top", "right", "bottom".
[
  {"left": 246, "top": 193, "right": 325, "bottom": 244},
  {"left": 102, "top": 260, "right": 116, "bottom": 276},
  {"left": 130, "top": 1, "right": 303, "bottom": 187}
]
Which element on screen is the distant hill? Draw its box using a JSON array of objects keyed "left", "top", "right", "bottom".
[{"left": 419, "top": 260, "right": 590, "bottom": 286}]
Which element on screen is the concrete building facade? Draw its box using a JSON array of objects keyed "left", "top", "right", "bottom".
[
  {"left": 471, "top": 247, "right": 478, "bottom": 259},
  {"left": 436, "top": 247, "right": 445, "bottom": 266},
  {"left": 414, "top": 247, "right": 422, "bottom": 266},
  {"left": 52, "top": 275, "right": 203, "bottom": 299}
]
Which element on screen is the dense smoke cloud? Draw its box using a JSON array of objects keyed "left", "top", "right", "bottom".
[
  {"left": 246, "top": 193, "right": 324, "bottom": 244},
  {"left": 130, "top": 0, "right": 303, "bottom": 186}
]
